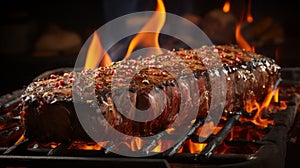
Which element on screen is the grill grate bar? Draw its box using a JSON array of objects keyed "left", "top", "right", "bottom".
[
  {"left": 164, "top": 118, "right": 204, "bottom": 157},
  {"left": 199, "top": 111, "right": 242, "bottom": 158}
]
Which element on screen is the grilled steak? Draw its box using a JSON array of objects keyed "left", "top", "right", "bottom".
[{"left": 20, "top": 45, "right": 280, "bottom": 142}]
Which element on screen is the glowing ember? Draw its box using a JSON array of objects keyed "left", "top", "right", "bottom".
[
  {"left": 0, "top": 125, "right": 5, "bottom": 131},
  {"left": 222, "top": 0, "right": 231, "bottom": 13},
  {"left": 124, "top": 0, "right": 166, "bottom": 59}
]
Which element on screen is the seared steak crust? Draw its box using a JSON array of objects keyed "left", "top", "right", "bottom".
[{"left": 20, "top": 45, "right": 280, "bottom": 142}]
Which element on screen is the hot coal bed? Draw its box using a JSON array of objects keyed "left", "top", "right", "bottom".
[{"left": 0, "top": 67, "right": 299, "bottom": 168}]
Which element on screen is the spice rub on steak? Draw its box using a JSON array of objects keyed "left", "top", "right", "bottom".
[{"left": 20, "top": 45, "right": 280, "bottom": 142}]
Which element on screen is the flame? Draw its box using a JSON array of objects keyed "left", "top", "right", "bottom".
[
  {"left": 131, "top": 137, "right": 143, "bottom": 151},
  {"left": 235, "top": 0, "right": 255, "bottom": 52},
  {"left": 274, "top": 88, "right": 279, "bottom": 103},
  {"left": 245, "top": 99, "right": 260, "bottom": 113},
  {"left": 229, "top": 129, "right": 234, "bottom": 141},
  {"left": 151, "top": 140, "right": 162, "bottom": 152},
  {"left": 69, "top": 141, "right": 108, "bottom": 150},
  {"left": 222, "top": 0, "right": 230, "bottom": 13},
  {"left": 192, "top": 122, "right": 222, "bottom": 140},
  {"left": 124, "top": 0, "right": 166, "bottom": 59},
  {"left": 196, "top": 121, "right": 222, "bottom": 138},
  {"left": 187, "top": 139, "right": 207, "bottom": 154},
  {"left": 76, "top": 144, "right": 103, "bottom": 150},
  {"left": 84, "top": 0, "right": 165, "bottom": 68},
  {"left": 165, "top": 127, "right": 175, "bottom": 134},
  {"left": 84, "top": 32, "right": 112, "bottom": 69},
  {"left": 242, "top": 88, "right": 280, "bottom": 127},
  {"left": 246, "top": 0, "right": 253, "bottom": 23},
  {"left": 123, "top": 137, "right": 171, "bottom": 153},
  {"left": 185, "top": 122, "right": 223, "bottom": 154},
  {"left": 235, "top": 22, "right": 254, "bottom": 52},
  {"left": 176, "top": 146, "right": 184, "bottom": 153},
  {"left": 14, "top": 134, "right": 26, "bottom": 145}
]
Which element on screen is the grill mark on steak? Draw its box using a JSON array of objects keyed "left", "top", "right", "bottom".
[{"left": 19, "top": 45, "right": 280, "bottom": 142}]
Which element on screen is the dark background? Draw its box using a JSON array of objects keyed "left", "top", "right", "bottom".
[{"left": 0, "top": 0, "right": 299, "bottom": 95}]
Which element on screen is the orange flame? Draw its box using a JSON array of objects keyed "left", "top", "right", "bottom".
[
  {"left": 74, "top": 144, "right": 103, "bottom": 150},
  {"left": 274, "top": 87, "right": 279, "bottom": 103},
  {"left": 165, "top": 127, "right": 175, "bottom": 134},
  {"left": 151, "top": 140, "right": 162, "bottom": 153},
  {"left": 197, "top": 121, "right": 220, "bottom": 138},
  {"left": 193, "top": 121, "right": 222, "bottom": 140},
  {"left": 69, "top": 141, "right": 108, "bottom": 150},
  {"left": 131, "top": 137, "right": 142, "bottom": 151},
  {"left": 235, "top": 22, "right": 254, "bottom": 52},
  {"left": 14, "top": 134, "right": 26, "bottom": 145},
  {"left": 222, "top": 0, "right": 230, "bottom": 13},
  {"left": 185, "top": 122, "right": 223, "bottom": 154},
  {"left": 84, "top": 32, "right": 112, "bottom": 69},
  {"left": 235, "top": 0, "right": 255, "bottom": 52},
  {"left": 124, "top": 0, "right": 166, "bottom": 59},
  {"left": 187, "top": 139, "right": 207, "bottom": 154},
  {"left": 84, "top": 0, "right": 165, "bottom": 68},
  {"left": 246, "top": 0, "right": 254, "bottom": 23},
  {"left": 50, "top": 144, "right": 58, "bottom": 148},
  {"left": 243, "top": 88, "right": 280, "bottom": 127}
]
